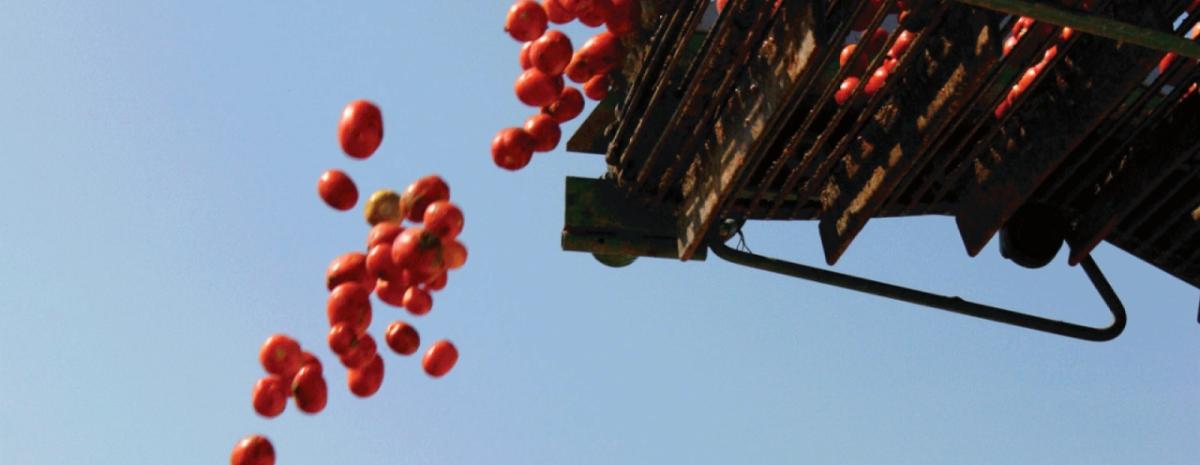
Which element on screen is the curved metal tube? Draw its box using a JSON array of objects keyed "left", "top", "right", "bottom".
[{"left": 709, "top": 239, "right": 1127, "bottom": 342}]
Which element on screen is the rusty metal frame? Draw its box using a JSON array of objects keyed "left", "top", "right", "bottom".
[{"left": 709, "top": 235, "right": 1128, "bottom": 341}]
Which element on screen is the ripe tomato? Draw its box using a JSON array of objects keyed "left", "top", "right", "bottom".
[
  {"left": 1060, "top": 26, "right": 1074, "bottom": 41},
  {"left": 577, "top": 0, "right": 612, "bottom": 27},
  {"left": 1017, "top": 67, "right": 1038, "bottom": 93},
  {"left": 583, "top": 74, "right": 610, "bottom": 100},
  {"left": 606, "top": 0, "right": 638, "bottom": 35},
  {"left": 542, "top": 86, "right": 584, "bottom": 123},
  {"left": 1158, "top": 52, "right": 1177, "bottom": 74},
  {"left": 317, "top": 170, "right": 358, "bottom": 211},
  {"left": 565, "top": 53, "right": 593, "bottom": 83},
  {"left": 881, "top": 57, "right": 898, "bottom": 74},
  {"left": 326, "top": 252, "right": 374, "bottom": 293},
  {"left": 366, "top": 223, "right": 404, "bottom": 249},
  {"left": 442, "top": 240, "right": 468, "bottom": 270},
  {"left": 403, "top": 286, "right": 433, "bottom": 316},
  {"left": 519, "top": 41, "right": 534, "bottom": 70},
  {"left": 363, "top": 189, "right": 403, "bottom": 226},
  {"left": 391, "top": 227, "right": 446, "bottom": 275},
  {"left": 251, "top": 375, "right": 288, "bottom": 418},
  {"left": 366, "top": 243, "right": 397, "bottom": 280},
  {"left": 1042, "top": 45, "right": 1058, "bottom": 64},
  {"left": 347, "top": 354, "right": 385, "bottom": 398},
  {"left": 422, "top": 340, "right": 459, "bottom": 378},
  {"left": 994, "top": 97, "right": 1012, "bottom": 119},
  {"left": 544, "top": 0, "right": 576, "bottom": 24},
  {"left": 291, "top": 365, "right": 327, "bottom": 414},
  {"left": 385, "top": 321, "right": 421, "bottom": 355},
  {"left": 259, "top": 334, "right": 302, "bottom": 379},
  {"left": 888, "top": 30, "right": 913, "bottom": 59},
  {"left": 864, "top": 66, "right": 888, "bottom": 96},
  {"left": 1002, "top": 35, "right": 1018, "bottom": 56},
  {"left": 400, "top": 175, "right": 450, "bottom": 223},
  {"left": 575, "top": 31, "right": 622, "bottom": 78},
  {"left": 491, "top": 127, "right": 536, "bottom": 170},
  {"left": 230, "top": 435, "right": 274, "bottom": 465},
  {"left": 531, "top": 29, "right": 573, "bottom": 76},
  {"left": 862, "top": 27, "right": 888, "bottom": 57},
  {"left": 839, "top": 44, "right": 867, "bottom": 76},
  {"left": 299, "top": 351, "right": 322, "bottom": 375},
  {"left": 327, "top": 323, "right": 358, "bottom": 355},
  {"left": 339, "top": 332, "right": 378, "bottom": 369},
  {"left": 424, "top": 271, "right": 448, "bottom": 291},
  {"left": 524, "top": 114, "right": 561, "bottom": 153},
  {"left": 376, "top": 275, "right": 409, "bottom": 307},
  {"left": 515, "top": 68, "right": 565, "bottom": 107},
  {"left": 835, "top": 76, "right": 860, "bottom": 106},
  {"left": 423, "top": 201, "right": 465, "bottom": 239},
  {"left": 327, "top": 282, "right": 372, "bottom": 335},
  {"left": 337, "top": 100, "right": 383, "bottom": 159},
  {"left": 506, "top": 1, "right": 549, "bottom": 42}
]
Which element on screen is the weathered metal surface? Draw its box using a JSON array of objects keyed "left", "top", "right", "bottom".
[
  {"left": 1067, "top": 91, "right": 1200, "bottom": 265},
  {"left": 954, "top": 0, "right": 1170, "bottom": 257},
  {"left": 676, "top": 0, "right": 824, "bottom": 260},
  {"left": 563, "top": 176, "right": 706, "bottom": 260}
]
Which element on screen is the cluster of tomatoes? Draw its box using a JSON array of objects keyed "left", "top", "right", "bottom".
[
  {"left": 992, "top": 16, "right": 1074, "bottom": 118},
  {"left": 490, "top": 0, "right": 637, "bottom": 171},
  {"left": 831, "top": 0, "right": 915, "bottom": 106},
  {"left": 231, "top": 100, "right": 466, "bottom": 465}
]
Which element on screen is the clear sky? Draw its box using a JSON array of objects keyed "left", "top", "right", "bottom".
[{"left": 1, "top": 2, "right": 1197, "bottom": 464}]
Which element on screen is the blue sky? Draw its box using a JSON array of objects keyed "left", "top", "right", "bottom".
[{"left": 1, "top": 2, "right": 1197, "bottom": 464}]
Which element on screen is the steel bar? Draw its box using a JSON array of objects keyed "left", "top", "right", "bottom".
[
  {"left": 953, "top": 0, "right": 1200, "bottom": 58},
  {"left": 709, "top": 237, "right": 1127, "bottom": 341}
]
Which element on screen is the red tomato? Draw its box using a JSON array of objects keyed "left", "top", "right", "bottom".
[
  {"left": 424, "top": 271, "right": 448, "bottom": 291},
  {"left": 524, "top": 114, "right": 562, "bottom": 152},
  {"left": 531, "top": 29, "right": 574, "bottom": 75},
  {"left": 851, "top": 0, "right": 886, "bottom": 31},
  {"left": 993, "top": 97, "right": 1012, "bottom": 119},
  {"left": 375, "top": 276, "right": 408, "bottom": 307},
  {"left": 317, "top": 170, "right": 358, "bottom": 211},
  {"left": 1002, "top": 35, "right": 1018, "bottom": 56},
  {"left": 506, "top": 0, "right": 549, "bottom": 42},
  {"left": 422, "top": 340, "right": 459, "bottom": 378},
  {"left": 327, "top": 282, "right": 372, "bottom": 335},
  {"left": 327, "top": 323, "right": 357, "bottom": 355},
  {"left": 1158, "top": 52, "right": 1177, "bottom": 75},
  {"left": 400, "top": 175, "right": 451, "bottom": 223},
  {"left": 326, "top": 252, "right": 374, "bottom": 293},
  {"left": 577, "top": 0, "right": 612, "bottom": 27},
  {"left": 716, "top": 0, "right": 728, "bottom": 12},
  {"left": 366, "top": 244, "right": 398, "bottom": 281},
  {"left": 251, "top": 375, "right": 288, "bottom": 418},
  {"left": 583, "top": 74, "right": 610, "bottom": 100},
  {"left": 881, "top": 57, "right": 898, "bottom": 73},
  {"left": 888, "top": 30, "right": 913, "bottom": 58},
  {"left": 385, "top": 321, "right": 421, "bottom": 356},
  {"left": 259, "top": 334, "right": 302, "bottom": 379},
  {"left": 347, "top": 354, "right": 385, "bottom": 398},
  {"left": 491, "top": 127, "right": 537, "bottom": 170},
  {"left": 839, "top": 44, "right": 867, "bottom": 76},
  {"left": 423, "top": 201, "right": 465, "bottom": 239},
  {"left": 1060, "top": 26, "right": 1074, "bottom": 41},
  {"left": 565, "top": 53, "right": 593, "bottom": 83},
  {"left": 1017, "top": 67, "right": 1038, "bottom": 93},
  {"left": 1042, "top": 45, "right": 1058, "bottom": 64},
  {"left": 575, "top": 31, "right": 622, "bottom": 78},
  {"left": 606, "top": 0, "right": 638, "bottom": 35},
  {"left": 299, "top": 351, "right": 322, "bottom": 375},
  {"left": 337, "top": 100, "right": 383, "bottom": 159},
  {"left": 515, "top": 68, "right": 565, "bottom": 107},
  {"left": 544, "top": 0, "right": 576, "bottom": 24},
  {"left": 403, "top": 286, "right": 433, "bottom": 316},
  {"left": 391, "top": 227, "right": 446, "bottom": 276},
  {"left": 519, "top": 41, "right": 534, "bottom": 70},
  {"left": 291, "top": 365, "right": 327, "bottom": 414},
  {"left": 864, "top": 66, "right": 888, "bottom": 96},
  {"left": 542, "top": 86, "right": 585, "bottom": 123},
  {"left": 835, "top": 76, "right": 860, "bottom": 106},
  {"left": 562, "top": 0, "right": 594, "bottom": 15},
  {"left": 862, "top": 27, "right": 888, "bottom": 57},
  {"left": 230, "top": 435, "right": 274, "bottom": 465},
  {"left": 366, "top": 223, "right": 403, "bottom": 249},
  {"left": 338, "top": 332, "right": 378, "bottom": 370},
  {"left": 442, "top": 240, "right": 468, "bottom": 270}
]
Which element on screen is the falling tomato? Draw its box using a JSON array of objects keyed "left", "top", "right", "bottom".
[
  {"left": 423, "top": 340, "right": 459, "bottom": 378},
  {"left": 337, "top": 100, "right": 383, "bottom": 159},
  {"left": 316, "top": 169, "right": 358, "bottom": 211},
  {"left": 230, "top": 435, "right": 275, "bottom": 465}
]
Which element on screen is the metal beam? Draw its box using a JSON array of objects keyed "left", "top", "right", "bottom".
[{"left": 953, "top": 0, "right": 1200, "bottom": 59}]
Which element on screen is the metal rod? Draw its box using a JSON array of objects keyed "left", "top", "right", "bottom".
[
  {"left": 709, "top": 237, "right": 1127, "bottom": 341},
  {"left": 953, "top": 0, "right": 1200, "bottom": 58}
]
